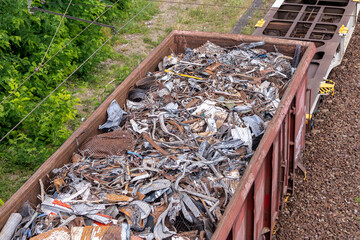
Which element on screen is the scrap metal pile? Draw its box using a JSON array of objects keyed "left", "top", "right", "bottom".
[{"left": 4, "top": 41, "right": 297, "bottom": 240}]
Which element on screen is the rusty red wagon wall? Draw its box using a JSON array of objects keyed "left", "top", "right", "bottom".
[{"left": 0, "top": 31, "right": 315, "bottom": 239}]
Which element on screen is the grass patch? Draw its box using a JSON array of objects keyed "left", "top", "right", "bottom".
[
  {"left": 143, "top": 36, "right": 158, "bottom": 48},
  {"left": 0, "top": 144, "right": 48, "bottom": 201},
  {"left": 172, "top": 0, "right": 252, "bottom": 33},
  {"left": 165, "top": 26, "right": 173, "bottom": 34},
  {"left": 0, "top": 163, "right": 33, "bottom": 202}
]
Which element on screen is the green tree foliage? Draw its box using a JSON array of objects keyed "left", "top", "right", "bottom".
[{"left": 0, "top": 0, "right": 130, "bottom": 168}]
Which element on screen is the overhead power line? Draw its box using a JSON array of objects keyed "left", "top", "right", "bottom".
[
  {"left": 31, "top": 7, "right": 117, "bottom": 33},
  {"left": 0, "top": 0, "right": 155, "bottom": 143},
  {"left": 42, "top": 0, "right": 112, "bottom": 8},
  {"left": 40, "top": 0, "right": 73, "bottom": 66}
]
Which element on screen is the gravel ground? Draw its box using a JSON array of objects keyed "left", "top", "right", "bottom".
[{"left": 276, "top": 22, "right": 360, "bottom": 239}]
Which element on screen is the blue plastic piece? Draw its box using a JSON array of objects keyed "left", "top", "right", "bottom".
[{"left": 127, "top": 151, "right": 143, "bottom": 159}]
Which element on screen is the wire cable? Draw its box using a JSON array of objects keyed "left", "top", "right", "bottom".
[
  {"left": 42, "top": 0, "right": 112, "bottom": 8},
  {"left": 40, "top": 0, "right": 73, "bottom": 66},
  {"left": 0, "top": 0, "right": 155, "bottom": 143},
  {"left": 0, "top": 0, "right": 122, "bottom": 105},
  {"left": 31, "top": 7, "right": 117, "bottom": 32}
]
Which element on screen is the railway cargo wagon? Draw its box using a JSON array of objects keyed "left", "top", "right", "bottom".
[
  {"left": 253, "top": 0, "right": 360, "bottom": 121},
  {"left": 0, "top": 31, "right": 315, "bottom": 239}
]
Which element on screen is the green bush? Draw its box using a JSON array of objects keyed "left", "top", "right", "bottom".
[{"left": 0, "top": 0, "right": 130, "bottom": 168}]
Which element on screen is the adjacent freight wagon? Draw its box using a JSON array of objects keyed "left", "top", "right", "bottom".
[
  {"left": 253, "top": 0, "right": 360, "bottom": 123},
  {"left": 0, "top": 31, "right": 315, "bottom": 239}
]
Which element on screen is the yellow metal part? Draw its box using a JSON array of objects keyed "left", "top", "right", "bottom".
[
  {"left": 319, "top": 79, "right": 335, "bottom": 96},
  {"left": 306, "top": 114, "right": 312, "bottom": 124},
  {"left": 339, "top": 25, "right": 349, "bottom": 35},
  {"left": 303, "top": 171, "right": 307, "bottom": 181},
  {"left": 285, "top": 193, "right": 291, "bottom": 202},
  {"left": 164, "top": 69, "right": 203, "bottom": 80},
  {"left": 255, "top": 19, "right": 265, "bottom": 28},
  {"left": 272, "top": 221, "right": 277, "bottom": 235}
]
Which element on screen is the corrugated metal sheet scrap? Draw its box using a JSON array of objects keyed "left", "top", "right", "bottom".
[{"left": 3, "top": 41, "right": 299, "bottom": 240}]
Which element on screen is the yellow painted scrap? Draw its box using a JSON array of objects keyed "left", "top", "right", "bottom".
[{"left": 164, "top": 69, "right": 203, "bottom": 80}]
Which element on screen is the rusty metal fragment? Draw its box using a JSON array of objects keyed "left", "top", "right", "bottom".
[
  {"left": 79, "top": 130, "right": 135, "bottom": 158},
  {"left": 30, "top": 226, "right": 70, "bottom": 240}
]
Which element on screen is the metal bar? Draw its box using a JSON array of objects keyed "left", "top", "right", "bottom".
[
  {"left": 284, "top": 5, "right": 306, "bottom": 38},
  {"left": 31, "top": 7, "right": 116, "bottom": 34}
]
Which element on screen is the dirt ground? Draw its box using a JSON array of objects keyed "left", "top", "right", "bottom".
[{"left": 276, "top": 21, "right": 360, "bottom": 239}]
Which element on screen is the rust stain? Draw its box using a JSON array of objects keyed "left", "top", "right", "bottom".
[
  {"left": 79, "top": 130, "right": 135, "bottom": 158},
  {"left": 30, "top": 226, "right": 70, "bottom": 240},
  {"left": 72, "top": 153, "right": 82, "bottom": 163},
  {"left": 106, "top": 193, "right": 132, "bottom": 203},
  {"left": 142, "top": 132, "right": 169, "bottom": 155},
  {"left": 206, "top": 62, "right": 222, "bottom": 72},
  {"left": 102, "top": 226, "right": 123, "bottom": 240},
  {"left": 168, "top": 120, "right": 184, "bottom": 133},
  {"left": 181, "top": 118, "right": 200, "bottom": 124},
  {"left": 81, "top": 226, "right": 93, "bottom": 240},
  {"left": 53, "top": 177, "right": 65, "bottom": 193},
  {"left": 92, "top": 226, "right": 110, "bottom": 239},
  {"left": 185, "top": 98, "right": 200, "bottom": 109}
]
